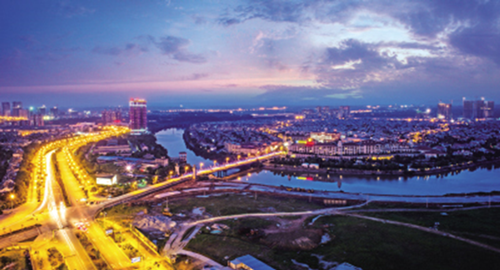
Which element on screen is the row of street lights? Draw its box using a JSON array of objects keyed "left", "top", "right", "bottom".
[
  {"left": 62, "top": 126, "right": 130, "bottom": 198},
  {"left": 31, "top": 135, "right": 73, "bottom": 204}
]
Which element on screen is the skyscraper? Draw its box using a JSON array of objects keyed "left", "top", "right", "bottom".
[
  {"left": 18, "top": 109, "right": 29, "bottom": 119},
  {"left": 437, "top": 102, "right": 452, "bottom": 119},
  {"left": 11, "top": 102, "right": 22, "bottom": 117},
  {"left": 463, "top": 97, "right": 495, "bottom": 119},
  {"left": 32, "top": 114, "right": 44, "bottom": 127},
  {"left": 38, "top": 105, "right": 46, "bottom": 115},
  {"left": 12, "top": 101, "right": 22, "bottom": 108},
  {"left": 485, "top": 101, "right": 495, "bottom": 118},
  {"left": 102, "top": 109, "right": 122, "bottom": 124},
  {"left": 463, "top": 98, "right": 473, "bottom": 119},
  {"left": 50, "top": 106, "right": 59, "bottom": 117},
  {"left": 129, "top": 98, "right": 147, "bottom": 132},
  {"left": 473, "top": 100, "right": 484, "bottom": 119},
  {"left": 2, "top": 102, "right": 10, "bottom": 116}
]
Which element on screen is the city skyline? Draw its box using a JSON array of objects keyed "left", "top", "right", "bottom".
[
  {"left": 2, "top": 2, "right": 500, "bottom": 267},
  {"left": 2, "top": 0, "right": 500, "bottom": 107}
]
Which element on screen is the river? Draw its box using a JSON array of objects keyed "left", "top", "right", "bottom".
[
  {"left": 156, "top": 128, "right": 500, "bottom": 196},
  {"left": 155, "top": 128, "right": 208, "bottom": 165}
]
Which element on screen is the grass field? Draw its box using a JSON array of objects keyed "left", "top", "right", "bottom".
[
  {"left": 168, "top": 193, "right": 325, "bottom": 216},
  {"left": 0, "top": 250, "right": 27, "bottom": 270},
  {"left": 102, "top": 204, "right": 148, "bottom": 218},
  {"left": 362, "top": 207, "right": 500, "bottom": 248},
  {"left": 186, "top": 215, "right": 500, "bottom": 270}
]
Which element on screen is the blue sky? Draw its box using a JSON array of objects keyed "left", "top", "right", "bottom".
[{"left": 1, "top": 0, "right": 500, "bottom": 108}]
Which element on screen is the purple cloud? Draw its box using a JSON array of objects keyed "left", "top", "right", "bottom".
[
  {"left": 92, "top": 43, "right": 148, "bottom": 56},
  {"left": 151, "top": 36, "right": 207, "bottom": 64}
]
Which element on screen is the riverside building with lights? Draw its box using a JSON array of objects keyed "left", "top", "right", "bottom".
[{"left": 129, "top": 98, "right": 148, "bottom": 134}]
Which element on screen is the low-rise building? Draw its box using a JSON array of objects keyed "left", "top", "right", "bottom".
[
  {"left": 289, "top": 139, "right": 411, "bottom": 157},
  {"left": 310, "top": 131, "right": 341, "bottom": 143},
  {"left": 228, "top": 255, "right": 275, "bottom": 270},
  {"left": 96, "top": 174, "right": 118, "bottom": 186},
  {"left": 154, "top": 157, "right": 169, "bottom": 166},
  {"left": 94, "top": 139, "right": 131, "bottom": 155},
  {"left": 225, "top": 142, "right": 271, "bottom": 156}
]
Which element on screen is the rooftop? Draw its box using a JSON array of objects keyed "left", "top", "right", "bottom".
[{"left": 229, "top": 255, "right": 275, "bottom": 270}]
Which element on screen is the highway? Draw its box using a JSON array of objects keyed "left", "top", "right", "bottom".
[
  {"left": 97, "top": 151, "right": 286, "bottom": 211},
  {"left": 3, "top": 125, "right": 500, "bottom": 269},
  {"left": 0, "top": 126, "right": 284, "bottom": 269},
  {"left": 0, "top": 127, "right": 132, "bottom": 269},
  {"left": 56, "top": 147, "right": 133, "bottom": 269},
  {"left": 38, "top": 150, "right": 95, "bottom": 270},
  {"left": 0, "top": 142, "right": 62, "bottom": 234}
]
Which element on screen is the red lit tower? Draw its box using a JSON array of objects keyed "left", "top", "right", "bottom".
[{"left": 129, "top": 98, "right": 147, "bottom": 133}]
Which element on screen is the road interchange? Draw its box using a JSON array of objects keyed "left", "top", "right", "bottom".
[
  {"left": 3, "top": 126, "right": 498, "bottom": 269},
  {"left": 0, "top": 126, "right": 284, "bottom": 269}
]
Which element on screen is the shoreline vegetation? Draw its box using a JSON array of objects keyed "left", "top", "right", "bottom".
[
  {"left": 265, "top": 158, "right": 500, "bottom": 177},
  {"left": 156, "top": 127, "right": 500, "bottom": 179}
]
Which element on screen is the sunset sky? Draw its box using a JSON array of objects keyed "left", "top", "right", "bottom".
[{"left": 1, "top": 0, "right": 500, "bottom": 108}]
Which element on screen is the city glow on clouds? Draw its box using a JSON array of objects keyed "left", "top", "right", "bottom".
[{"left": 1, "top": 0, "right": 500, "bottom": 107}]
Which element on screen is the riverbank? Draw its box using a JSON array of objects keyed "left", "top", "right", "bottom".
[
  {"left": 154, "top": 128, "right": 209, "bottom": 165},
  {"left": 145, "top": 180, "right": 500, "bottom": 205},
  {"left": 158, "top": 127, "right": 500, "bottom": 179},
  {"left": 182, "top": 129, "right": 228, "bottom": 162},
  {"left": 265, "top": 158, "right": 500, "bottom": 177},
  {"left": 154, "top": 128, "right": 500, "bottom": 197}
]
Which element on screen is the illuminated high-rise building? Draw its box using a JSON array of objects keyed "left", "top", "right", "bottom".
[
  {"left": 473, "top": 100, "right": 484, "bottom": 119},
  {"left": 38, "top": 105, "right": 46, "bottom": 115},
  {"left": 2, "top": 102, "right": 10, "bottom": 116},
  {"left": 18, "top": 109, "right": 29, "bottom": 119},
  {"left": 50, "top": 106, "right": 59, "bottom": 117},
  {"left": 437, "top": 102, "right": 452, "bottom": 119},
  {"left": 484, "top": 101, "right": 495, "bottom": 118},
  {"left": 463, "top": 97, "right": 495, "bottom": 119},
  {"left": 32, "top": 114, "right": 44, "bottom": 127},
  {"left": 102, "top": 109, "right": 122, "bottom": 124},
  {"left": 13, "top": 101, "right": 22, "bottom": 109},
  {"left": 129, "top": 98, "right": 147, "bottom": 133},
  {"left": 463, "top": 98, "right": 473, "bottom": 119},
  {"left": 11, "top": 101, "right": 22, "bottom": 117}
]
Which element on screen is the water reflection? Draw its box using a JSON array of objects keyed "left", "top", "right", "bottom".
[
  {"left": 156, "top": 128, "right": 500, "bottom": 196},
  {"left": 233, "top": 168, "right": 500, "bottom": 196},
  {"left": 155, "top": 128, "right": 209, "bottom": 165}
]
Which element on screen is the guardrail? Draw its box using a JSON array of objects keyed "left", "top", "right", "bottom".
[
  {"left": 0, "top": 224, "right": 41, "bottom": 242},
  {"left": 129, "top": 226, "right": 159, "bottom": 255}
]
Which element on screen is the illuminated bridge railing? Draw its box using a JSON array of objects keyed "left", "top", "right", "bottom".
[{"left": 98, "top": 151, "right": 286, "bottom": 209}]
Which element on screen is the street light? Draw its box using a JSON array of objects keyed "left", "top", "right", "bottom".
[
  {"left": 199, "top": 162, "right": 204, "bottom": 170},
  {"left": 226, "top": 157, "right": 230, "bottom": 164},
  {"left": 9, "top": 194, "right": 15, "bottom": 209}
]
